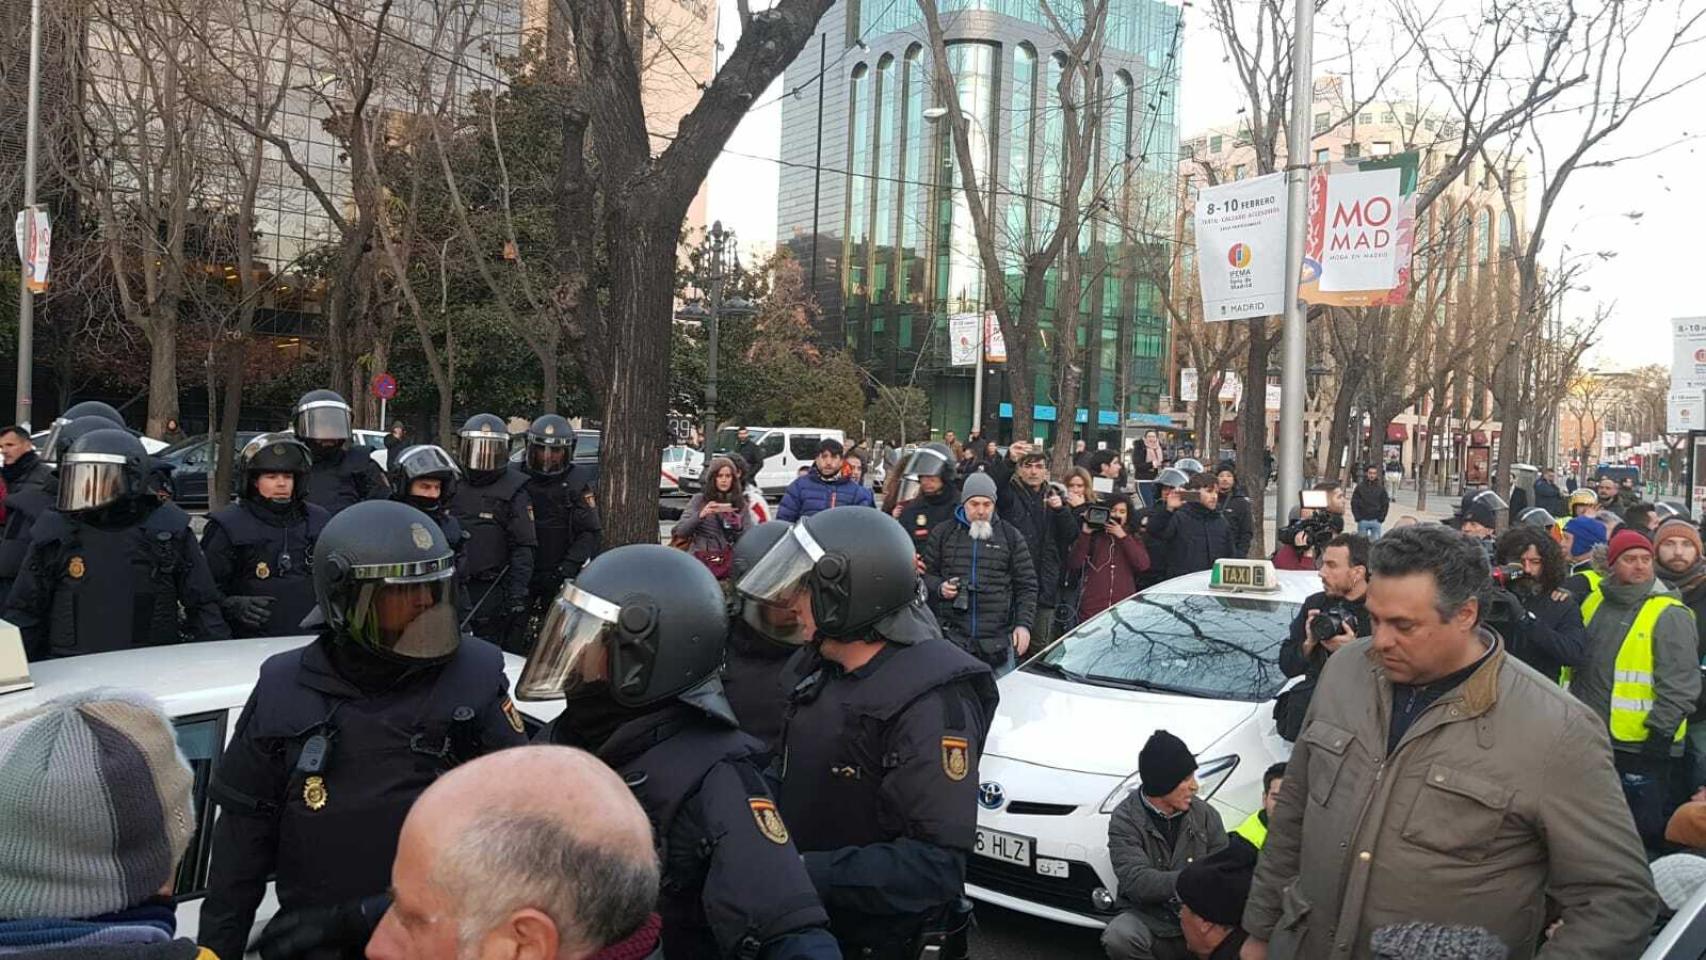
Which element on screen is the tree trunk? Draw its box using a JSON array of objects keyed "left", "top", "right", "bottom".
[
  {"left": 145, "top": 320, "right": 180, "bottom": 438},
  {"left": 211, "top": 340, "right": 245, "bottom": 512},
  {"left": 1237, "top": 319, "right": 1272, "bottom": 554},
  {"left": 598, "top": 221, "right": 675, "bottom": 547}
]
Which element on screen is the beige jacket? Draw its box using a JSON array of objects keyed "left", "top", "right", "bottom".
[{"left": 1243, "top": 631, "right": 1658, "bottom": 960}]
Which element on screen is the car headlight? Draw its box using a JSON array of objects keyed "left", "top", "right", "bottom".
[{"left": 1098, "top": 754, "right": 1240, "bottom": 814}]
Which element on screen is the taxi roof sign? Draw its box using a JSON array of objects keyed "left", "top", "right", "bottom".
[{"left": 1209, "top": 559, "right": 1280, "bottom": 593}]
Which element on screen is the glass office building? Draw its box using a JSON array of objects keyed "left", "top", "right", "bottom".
[{"left": 776, "top": 0, "right": 1181, "bottom": 441}]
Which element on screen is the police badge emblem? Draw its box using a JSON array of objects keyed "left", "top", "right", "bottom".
[
  {"left": 255, "top": 561, "right": 270, "bottom": 580},
  {"left": 410, "top": 523, "right": 433, "bottom": 551},
  {"left": 748, "top": 798, "right": 790, "bottom": 844},
  {"left": 500, "top": 696, "right": 525, "bottom": 734},
  {"left": 303, "top": 775, "right": 328, "bottom": 811},
  {"left": 67, "top": 556, "right": 86, "bottom": 579},
  {"left": 941, "top": 736, "right": 970, "bottom": 781}
]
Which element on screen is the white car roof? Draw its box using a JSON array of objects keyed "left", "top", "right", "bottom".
[
  {"left": 1, "top": 636, "right": 564, "bottom": 726},
  {"left": 1141, "top": 567, "right": 1321, "bottom": 605}
]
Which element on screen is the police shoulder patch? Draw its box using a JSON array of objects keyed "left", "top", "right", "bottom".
[
  {"left": 942, "top": 736, "right": 970, "bottom": 781},
  {"left": 500, "top": 695, "right": 525, "bottom": 734},
  {"left": 67, "top": 556, "right": 86, "bottom": 580},
  {"left": 749, "top": 797, "right": 790, "bottom": 844}
]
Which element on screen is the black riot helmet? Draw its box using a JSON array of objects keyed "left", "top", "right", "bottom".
[
  {"left": 457, "top": 413, "right": 511, "bottom": 477},
  {"left": 737, "top": 506, "right": 937, "bottom": 644},
  {"left": 516, "top": 544, "right": 727, "bottom": 708},
  {"left": 389, "top": 444, "right": 461, "bottom": 513},
  {"left": 730, "top": 521, "right": 810, "bottom": 647},
  {"left": 312, "top": 500, "right": 461, "bottom": 664},
  {"left": 49, "top": 416, "right": 128, "bottom": 467},
  {"left": 237, "top": 433, "right": 312, "bottom": 506},
  {"left": 524, "top": 414, "right": 576, "bottom": 477},
  {"left": 896, "top": 442, "right": 955, "bottom": 503},
  {"left": 293, "top": 389, "right": 353, "bottom": 444},
  {"left": 41, "top": 401, "right": 126, "bottom": 465},
  {"left": 57, "top": 428, "right": 148, "bottom": 515}
]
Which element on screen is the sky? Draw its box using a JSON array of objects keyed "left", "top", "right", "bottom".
[{"left": 704, "top": 0, "right": 1705, "bottom": 372}]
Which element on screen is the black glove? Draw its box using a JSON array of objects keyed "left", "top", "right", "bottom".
[
  {"left": 220, "top": 595, "right": 275, "bottom": 631},
  {"left": 250, "top": 894, "right": 389, "bottom": 960},
  {"left": 1642, "top": 733, "right": 1679, "bottom": 758}
]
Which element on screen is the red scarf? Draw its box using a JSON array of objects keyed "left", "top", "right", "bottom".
[{"left": 586, "top": 914, "right": 662, "bottom": 960}]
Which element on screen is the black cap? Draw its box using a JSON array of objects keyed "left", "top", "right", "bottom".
[
  {"left": 1138, "top": 730, "right": 1196, "bottom": 796},
  {"left": 1177, "top": 843, "right": 1257, "bottom": 926}
]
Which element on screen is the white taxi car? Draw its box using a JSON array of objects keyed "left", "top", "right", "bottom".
[
  {"left": 967, "top": 560, "right": 1313, "bottom": 928},
  {"left": 0, "top": 629, "right": 561, "bottom": 939}
]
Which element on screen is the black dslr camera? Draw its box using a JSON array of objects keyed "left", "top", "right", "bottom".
[
  {"left": 1086, "top": 504, "right": 1111, "bottom": 527},
  {"left": 1279, "top": 491, "right": 1337, "bottom": 556},
  {"left": 1308, "top": 602, "right": 1356, "bottom": 644}
]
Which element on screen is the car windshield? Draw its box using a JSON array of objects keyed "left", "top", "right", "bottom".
[{"left": 1027, "top": 592, "right": 1295, "bottom": 702}]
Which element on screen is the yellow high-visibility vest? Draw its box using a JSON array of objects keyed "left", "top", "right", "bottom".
[
  {"left": 1231, "top": 810, "right": 1267, "bottom": 849},
  {"left": 1559, "top": 571, "right": 1605, "bottom": 687},
  {"left": 1580, "top": 583, "right": 1689, "bottom": 745}
]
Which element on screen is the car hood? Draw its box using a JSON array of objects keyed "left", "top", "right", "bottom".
[{"left": 986, "top": 669, "right": 1255, "bottom": 777}]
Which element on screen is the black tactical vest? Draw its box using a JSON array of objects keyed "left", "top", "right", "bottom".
[
  {"left": 451, "top": 468, "right": 530, "bottom": 580},
  {"left": 30, "top": 503, "right": 196, "bottom": 657},
  {"left": 205, "top": 500, "right": 329, "bottom": 637},
  {"left": 307, "top": 445, "right": 379, "bottom": 515}
]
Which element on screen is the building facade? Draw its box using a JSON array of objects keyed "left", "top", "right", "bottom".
[{"left": 776, "top": 0, "right": 1183, "bottom": 441}]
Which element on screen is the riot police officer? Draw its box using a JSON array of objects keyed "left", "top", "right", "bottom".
[
  {"left": 201, "top": 433, "right": 330, "bottom": 637},
  {"left": 2, "top": 410, "right": 128, "bottom": 600},
  {"left": 518, "top": 544, "right": 839, "bottom": 960},
  {"left": 292, "top": 389, "right": 388, "bottom": 515},
  {"left": 38, "top": 399, "right": 128, "bottom": 464},
  {"left": 894, "top": 443, "right": 960, "bottom": 553},
  {"left": 522, "top": 414, "right": 600, "bottom": 612},
  {"left": 737, "top": 508, "right": 997, "bottom": 959},
  {"left": 5, "top": 427, "right": 229, "bottom": 659},
  {"left": 724, "top": 521, "right": 809, "bottom": 746},
  {"left": 198, "top": 500, "right": 527, "bottom": 960},
  {"left": 448, "top": 413, "right": 536, "bottom": 652},
  {"left": 388, "top": 443, "right": 470, "bottom": 615}
]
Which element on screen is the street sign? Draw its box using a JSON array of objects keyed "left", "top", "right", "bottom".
[
  {"left": 14, "top": 206, "right": 50, "bottom": 293},
  {"left": 1194, "top": 173, "right": 1288, "bottom": 322},
  {"left": 371, "top": 372, "right": 398, "bottom": 400}
]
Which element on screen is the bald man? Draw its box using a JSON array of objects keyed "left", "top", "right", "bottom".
[{"left": 367, "top": 746, "right": 663, "bottom": 960}]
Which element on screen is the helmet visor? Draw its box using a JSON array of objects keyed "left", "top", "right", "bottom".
[
  {"left": 895, "top": 477, "right": 922, "bottom": 503},
  {"left": 295, "top": 402, "right": 351, "bottom": 441},
  {"left": 1472, "top": 490, "right": 1509, "bottom": 513},
  {"left": 736, "top": 523, "right": 824, "bottom": 605},
  {"left": 459, "top": 435, "right": 509, "bottom": 472},
  {"left": 515, "top": 583, "right": 621, "bottom": 701},
  {"left": 1519, "top": 508, "right": 1555, "bottom": 528},
  {"left": 526, "top": 443, "right": 569, "bottom": 475},
  {"left": 58, "top": 456, "right": 128, "bottom": 512},
  {"left": 39, "top": 418, "right": 70, "bottom": 464},
  {"left": 347, "top": 568, "right": 459, "bottom": 661},
  {"left": 899, "top": 448, "right": 951, "bottom": 480},
  {"left": 397, "top": 445, "right": 459, "bottom": 482},
  {"left": 1174, "top": 458, "right": 1204, "bottom": 475}
]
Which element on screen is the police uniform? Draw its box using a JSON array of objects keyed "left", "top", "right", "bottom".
[
  {"left": 7, "top": 500, "right": 229, "bottom": 659},
  {"left": 198, "top": 635, "right": 525, "bottom": 960},
  {"left": 779, "top": 639, "right": 997, "bottom": 957},
  {"left": 526, "top": 462, "right": 601, "bottom": 599},
  {"left": 449, "top": 466, "right": 537, "bottom": 646},
  {"left": 201, "top": 500, "right": 330, "bottom": 638},
  {"left": 722, "top": 620, "right": 802, "bottom": 748},
  {"left": 897, "top": 487, "right": 959, "bottom": 554},
  {"left": 307, "top": 444, "right": 388, "bottom": 515}
]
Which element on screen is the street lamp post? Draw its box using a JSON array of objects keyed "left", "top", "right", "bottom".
[
  {"left": 678, "top": 222, "right": 754, "bottom": 454},
  {"left": 15, "top": 0, "right": 44, "bottom": 428},
  {"left": 923, "top": 105, "right": 994, "bottom": 438}
]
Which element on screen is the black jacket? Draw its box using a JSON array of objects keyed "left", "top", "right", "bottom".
[
  {"left": 995, "top": 477, "right": 1075, "bottom": 606},
  {"left": 897, "top": 486, "right": 959, "bottom": 553},
  {"left": 1489, "top": 583, "right": 1590, "bottom": 682},
  {"left": 1350, "top": 479, "right": 1390, "bottom": 523},
  {"left": 1218, "top": 488, "right": 1255, "bottom": 558},
  {"left": 1533, "top": 478, "right": 1565, "bottom": 516},
  {"left": 921, "top": 510, "right": 1038, "bottom": 659},
  {"left": 1, "top": 450, "right": 54, "bottom": 499},
  {"left": 1276, "top": 591, "right": 1372, "bottom": 741},
  {"left": 1147, "top": 501, "right": 1236, "bottom": 577}
]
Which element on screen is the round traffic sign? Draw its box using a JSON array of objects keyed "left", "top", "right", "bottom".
[{"left": 371, "top": 372, "right": 398, "bottom": 400}]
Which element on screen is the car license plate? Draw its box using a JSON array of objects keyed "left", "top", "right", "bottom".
[{"left": 974, "top": 826, "right": 1032, "bottom": 867}]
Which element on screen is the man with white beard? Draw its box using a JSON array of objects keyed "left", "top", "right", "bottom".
[{"left": 922, "top": 471, "right": 1039, "bottom": 675}]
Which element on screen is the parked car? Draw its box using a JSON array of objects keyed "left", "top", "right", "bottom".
[
  {"left": 967, "top": 560, "right": 1309, "bottom": 928},
  {"left": 152, "top": 432, "right": 264, "bottom": 509},
  {"left": 662, "top": 444, "right": 705, "bottom": 494},
  {"left": 352, "top": 428, "right": 391, "bottom": 471},
  {"left": 712, "top": 426, "right": 847, "bottom": 495}
]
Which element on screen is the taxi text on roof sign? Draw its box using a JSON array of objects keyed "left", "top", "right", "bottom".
[{"left": 1210, "top": 559, "right": 1280, "bottom": 593}]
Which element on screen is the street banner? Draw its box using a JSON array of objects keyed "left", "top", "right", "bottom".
[
  {"left": 948, "top": 313, "right": 979, "bottom": 367},
  {"left": 1265, "top": 382, "right": 1282, "bottom": 411},
  {"left": 1219, "top": 371, "right": 1243, "bottom": 406},
  {"left": 13, "top": 206, "right": 50, "bottom": 294},
  {"left": 1193, "top": 173, "right": 1287, "bottom": 322},
  {"left": 1669, "top": 389, "right": 1704, "bottom": 434},
  {"left": 1179, "top": 368, "right": 1198, "bottom": 403},
  {"left": 984, "top": 312, "right": 1006, "bottom": 363},
  {"left": 1301, "top": 154, "right": 1417, "bottom": 307},
  {"left": 1672, "top": 317, "right": 1706, "bottom": 388}
]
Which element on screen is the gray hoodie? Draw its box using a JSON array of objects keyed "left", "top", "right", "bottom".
[{"left": 1573, "top": 575, "right": 1701, "bottom": 756}]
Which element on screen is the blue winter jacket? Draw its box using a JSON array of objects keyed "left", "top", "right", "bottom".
[{"left": 776, "top": 471, "right": 876, "bottom": 521}]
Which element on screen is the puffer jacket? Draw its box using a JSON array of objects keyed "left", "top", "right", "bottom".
[
  {"left": 1108, "top": 792, "right": 1228, "bottom": 937},
  {"left": 775, "top": 471, "right": 874, "bottom": 521},
  {"left": 920, "top": 508, "right": 1038, "bottom": 658},
  {"left": 1244, "top": 631, "right": 1659, "bottom": 960},
  {"left": 1148, "top": 501, "right": 1236, "bottom": 577},
  {"left": 1571, "top": 575, "right": 1700, "bottom": 757}
]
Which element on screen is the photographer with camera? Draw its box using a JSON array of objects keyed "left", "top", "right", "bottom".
[
  {"left": 1148, "top": 472, "right": 1236, "bottom": 577},
  {"left": 1486, "top": 525, "right": 1589, "bottom": 683},
  {"left": 1068, "top": 495, "right": 1151, "bottom": 622},
  {"left": 1274, "top": 533, "right": 1373, "bottom": 741},
  {"left": 923, "top": 472, "right": 1039, "bottom": 674},
  {"left": 1272, "top": 485, "right": 1343, "bottom": 571}
]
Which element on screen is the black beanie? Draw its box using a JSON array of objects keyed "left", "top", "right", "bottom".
[
  {"left": 1138, "top": 730, "right": 1196, "bottom": 797},
  {"left": 1177, "top": 842, "right": 1257, "bottom": 926}
]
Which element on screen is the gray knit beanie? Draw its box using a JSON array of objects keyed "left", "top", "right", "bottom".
[
  {"left": 0, "top": 688, "right": 196, "bottom": 919},
  {"left": 961, "top": 472, "right": 998, "bottom": 506},
  {"left": 1370, "top": 923, "right": 1509, "bottom": 960}
]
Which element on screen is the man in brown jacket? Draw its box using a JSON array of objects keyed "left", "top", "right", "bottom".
[{"left": 1240, "top": 525, "right": 1658, "bottom": 960}]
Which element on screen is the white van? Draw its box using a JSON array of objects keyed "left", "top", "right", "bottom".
[{"left": 715, "top": 426, "right": 848, "bottom": 496}]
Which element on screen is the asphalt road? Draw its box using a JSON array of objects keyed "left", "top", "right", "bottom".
[{"left": 971, "top": 903, "right": 1106, "bottom": 960}]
